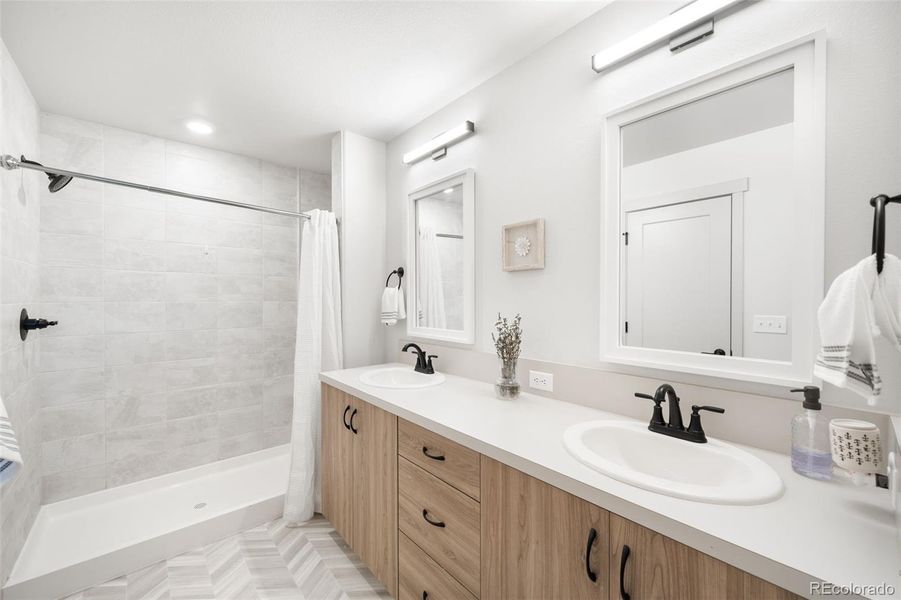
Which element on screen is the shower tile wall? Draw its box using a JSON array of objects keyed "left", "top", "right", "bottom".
[
  {"left": 0, "top": 42, "right": 43, "bottom": 585},
  {"left": 37, "top": 114, "right": 330, "bottom": 502}
]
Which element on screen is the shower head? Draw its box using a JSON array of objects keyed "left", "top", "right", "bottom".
[
  {"left": 48, "top": 172, "right": 73, "bottom": 193},
  {"left": 17, "top": 156, "right": 73, "bottom": 193}
]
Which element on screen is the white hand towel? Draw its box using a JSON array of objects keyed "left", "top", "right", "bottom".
[
  {"left": 874, "top": 254, "right": 901, "bottom": 352},
  {"left": 814, "top": 254, "right": 901, "bottom": 405},
  {"left": 0, "top": 396, "right": 23, "bottom": 484},
  {"left": 381, "top": 285, "right": 406, "bottom": 326},
  {"left": 397, "top": 285, "right": 406, "bottom": 321}
]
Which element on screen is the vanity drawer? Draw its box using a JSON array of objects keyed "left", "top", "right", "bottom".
[
  {"left": 398, "top": 419, "right": 481, "bottom": 500},
  {"left": 399, "top": 533, "right": 477, "bottom": 600},
  {"left": 398, "top": 457, "right": 481, "bottom": 596}
]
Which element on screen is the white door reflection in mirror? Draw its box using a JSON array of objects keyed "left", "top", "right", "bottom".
[
  {"left": 625, "top": 195, "right": 733, "bottom": 356},
  {"left": 407, "top": 170, "right": 475, "bottom": 344}
]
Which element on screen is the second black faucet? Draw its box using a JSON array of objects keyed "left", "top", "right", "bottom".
[
  {"left": 402, "top": 343, "right": 438, "bottom": 375},
  {"left": 635, "top": 384, "right": 724, "bottom": 443}
]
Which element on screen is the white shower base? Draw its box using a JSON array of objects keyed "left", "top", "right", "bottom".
[{"left": 3, "top": 444, "right": 290, "bottom": 600}]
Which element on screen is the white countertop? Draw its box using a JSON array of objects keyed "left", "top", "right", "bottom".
[{"left": 322, "top": 364, "right": 900, "bottom": 600}]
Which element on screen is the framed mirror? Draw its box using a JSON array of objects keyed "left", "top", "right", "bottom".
[
  {"left": 602, "top": 35, "right": 825, "bottom": 386},
  {"left": 407, "top": 169, "right": 475, "bottom": 344}
]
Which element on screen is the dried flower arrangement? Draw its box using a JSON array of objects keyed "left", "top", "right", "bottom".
[{"left": 492, "top": 313, "right": 522, "bottom": 363}]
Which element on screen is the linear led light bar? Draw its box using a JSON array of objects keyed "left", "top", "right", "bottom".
[
  {"left": 402, "top": 121, "right": 475, "bottom": 165},
  {"left": 591, "top": 0, "right": 743, "bottom": 73}
]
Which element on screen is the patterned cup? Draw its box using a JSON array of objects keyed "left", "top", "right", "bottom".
[{"left": 829, "top": 419, "right": 882, "bottom": 473}]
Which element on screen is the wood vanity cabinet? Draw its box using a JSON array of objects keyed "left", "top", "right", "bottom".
[
  {"left": 481, "top": 457, "right": 608, "bottom": 600},
  {"left": 320, "top": 384, "right": 398, "bottom": 596},
  {"left": 609, "top": 514, "right": 800, "bottom": 600},
  {"left": 321, "top": 385, "right": 799, "bottom": 600}
]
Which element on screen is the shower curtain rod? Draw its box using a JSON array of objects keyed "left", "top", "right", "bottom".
[{"left": 1, "top": 154, "right": 318, "bottom": 220}]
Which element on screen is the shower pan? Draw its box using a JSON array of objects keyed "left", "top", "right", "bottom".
[{"left": 3, "top": 447, "right": 289, "bottom": 600}]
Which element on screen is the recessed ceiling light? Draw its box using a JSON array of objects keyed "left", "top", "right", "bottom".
[
  {"left": 443, "top": 188, "right": 454, "bottom": 194},
  {"left": 185, "top": 120, "right": 214, "bottom": 135}
]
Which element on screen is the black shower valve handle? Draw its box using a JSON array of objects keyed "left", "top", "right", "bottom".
[
  {"left": 19, "top": 308, "right": 58, "bottom": 340},
  {"left": 26, "top": 318, "right": 58, "bottom": 329}
]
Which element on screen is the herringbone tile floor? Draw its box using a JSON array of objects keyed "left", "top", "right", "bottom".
[{"left": 64, "top": 516, "right": 392, "bottom": 600}]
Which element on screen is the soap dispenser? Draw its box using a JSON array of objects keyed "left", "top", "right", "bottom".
[{"left": 790, "top": 386, "right": 832, "bottom": 480}]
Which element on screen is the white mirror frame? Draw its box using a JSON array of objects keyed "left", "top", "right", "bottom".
[
  {"left": 601, "top": 33, "right": 826, "bottom": 387},
  {"left": 406, "top": 169, "right": 476, "bottom": 345}
]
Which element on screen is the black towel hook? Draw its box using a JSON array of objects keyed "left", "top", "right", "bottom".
[
  {"left": 385, "top": 267, "right": 404, "bottom": 288},
  {"left": 871, "top": 193, "right": 900, "bottom": 274}
]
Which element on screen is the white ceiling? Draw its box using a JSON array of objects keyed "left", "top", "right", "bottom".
[{"left": 1, "top": 1, "right": 604, "bottom": 172}]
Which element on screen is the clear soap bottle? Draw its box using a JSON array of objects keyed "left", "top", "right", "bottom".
[{"left": 790, "top": 386, "right": 832, "bottom": 480}]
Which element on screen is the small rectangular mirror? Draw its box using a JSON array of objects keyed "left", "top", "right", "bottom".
[{"left": 407, "top": 169, "right": 475, "bottom": 344}]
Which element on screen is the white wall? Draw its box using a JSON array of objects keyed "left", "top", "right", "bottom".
[
  {"left": 333, "top": 131, "right": 387, "bottom": 368},
  {"left": 0, "top": 39, "right": 42, "bottom": 587},
  {"left": 384, "top": 1, "right": 901, "bottom": 417}
]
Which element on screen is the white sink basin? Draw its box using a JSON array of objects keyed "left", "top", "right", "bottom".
[
  {"left": 563, "top": 420, "right": 782, "bottom": 505},
  {"left": 359, "top": 367, "right": 446, "bottom": 389}
]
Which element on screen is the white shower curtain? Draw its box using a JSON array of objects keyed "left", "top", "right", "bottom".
[
  {"left": 417, "top": 226, "right": 447, "bottom": 329},
  {"left": 284, "top": 209, "right": 343, "bottom": 525}
]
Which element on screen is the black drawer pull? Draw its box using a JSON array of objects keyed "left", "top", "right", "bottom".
[
  {"left": 349, "top": 409, "right": 358, "bottom": 434},
  {"left": 619, "top": 544, "right": 631, "bottom": 600},
  {"left": 422, "top": 446, "right": 446, "bottom": 461},
  {"left": 421, "top": 509, "right": 446, "bottom": 528},
  {"left": 585, "top": 528, "right": 598, "bottom": 582},
  {"left": 342, "top": 405, "right": 351, "bottom": 430},
  {"left": 422, "top": 593, "right": 428, "bottom": 600}
]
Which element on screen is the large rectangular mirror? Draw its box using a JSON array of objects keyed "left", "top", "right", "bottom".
[
  {"left": 602, "top": 36, "right": 825, "bottom": 386},
  {"left": 407, "top": 169, "right": 475, "bottom": 344}
]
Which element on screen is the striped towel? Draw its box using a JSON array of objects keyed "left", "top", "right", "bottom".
[
  {"left": 380, "top": 286, "right": 406, "bottom": 326},
  {"left": 814, "top": 254, "right": 901, "bottom": 406},
  {"left": 0, "top": 396, "right": 22, "bottom": 484}
]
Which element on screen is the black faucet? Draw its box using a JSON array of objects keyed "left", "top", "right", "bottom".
[
  {"left": 402, "top": 343, "right": 437, "bottom": 375},
  {"left": 635, "top": 384, "right": 724, "bottom": 443}
]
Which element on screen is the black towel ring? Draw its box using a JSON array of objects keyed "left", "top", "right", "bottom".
[
  {"left": 871, "top": 193, "right": 900, "bottom": 274},
  {"left": 385, "top": 267, "right": 404, "bottom": 288}
]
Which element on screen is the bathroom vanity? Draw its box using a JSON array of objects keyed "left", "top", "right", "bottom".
[{"left": 319, "top": 366, "right": 899, "bottom": 600}]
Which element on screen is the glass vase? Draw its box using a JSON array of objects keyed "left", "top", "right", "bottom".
[{"left": 495, "top": 357, "right": 521, "bottom": 399}]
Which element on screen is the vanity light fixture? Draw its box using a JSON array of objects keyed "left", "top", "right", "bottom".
[
  {"left": 591, "top": 0, "right": 743, "bottom": 73},
  {"left": 442, "top": 188, "right": 454, "bottom": 194},
  {"left": 402, "top": 121, "right": 475, "bottom": 165}
]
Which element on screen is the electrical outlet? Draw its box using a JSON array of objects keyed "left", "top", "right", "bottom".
[
  {"left": 529, "top": 370, "right": 554, "bottom": 392},
  {"left": 753, "top": 315, "right": 787, "bottom": 334}
]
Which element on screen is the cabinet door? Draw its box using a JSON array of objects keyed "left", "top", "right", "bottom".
[
  {"left": 353, "top": 399, "right": 398, "bottom": 597},
  {"left": 610, "top": 515, "right": 799, "bottom": 600},
  {"left": 320, "top": 384, "right": 355, "bottom": 547},
  {"left": 481, "top": 457, "right": 608, "bottom": 600}
]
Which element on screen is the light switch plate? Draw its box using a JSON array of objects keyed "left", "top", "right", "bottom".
[
  {"left": 753, "top": 315, "right": 787, "bottom": 334},
  {"left": 529, "top": 370, "right": 554, "bottom": 392}
]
